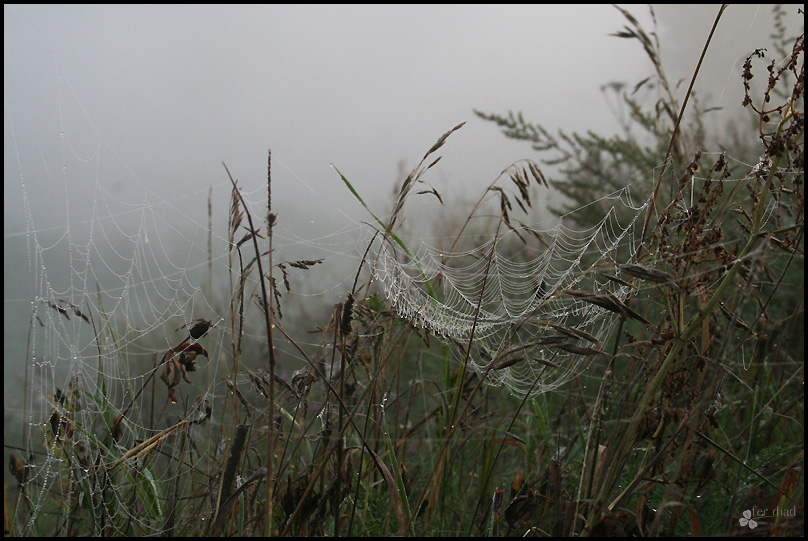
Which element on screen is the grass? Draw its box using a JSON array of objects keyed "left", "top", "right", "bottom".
[{"left": 5, "top": 6, "right": 804, "bottom": 537}]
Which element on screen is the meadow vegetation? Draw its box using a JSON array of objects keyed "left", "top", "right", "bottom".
[{"left": 5, "top": 5, "right": 803, "bottom": 537}]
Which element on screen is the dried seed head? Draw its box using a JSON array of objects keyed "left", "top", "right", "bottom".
[
  {"left": 188, "top": 319, "right": 213, "bottom": 339},
  {"left": 341, "top": 294, "right": 355, "bottom": 335}
]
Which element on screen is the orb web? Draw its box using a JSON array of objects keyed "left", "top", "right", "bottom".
[{"left": 371, "top": 186, "right": 650, "bottom": 397}]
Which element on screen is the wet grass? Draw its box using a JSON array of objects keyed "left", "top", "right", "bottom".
[{"left": 5, "top": 6, "right": 804, "bottom": 537}]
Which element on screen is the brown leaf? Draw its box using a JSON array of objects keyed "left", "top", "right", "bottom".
[
  {"left": 618, "top": 263, "right": 683, "bottom": 292},
  {"left": 552, "top": 342, "right": 608, "bottom": 356},
  {"left": 566, "top": 290, "right": 651, "bottom": 326},
  {"left": 366, "top": 448, "right": 409, "bottom": 536},
  {"left": 549, "top": 323, "right": 601, "bottom": 345},
  {"left": 160, "top": 342, "right": 208, "bottom": 400}
]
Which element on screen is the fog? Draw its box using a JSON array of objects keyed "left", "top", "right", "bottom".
[
  {"left": 3, "top": 4, "right": 802, "bottom": 433},
  {"left": 7, "top": 5, "right": 797, "bottom": 234}
]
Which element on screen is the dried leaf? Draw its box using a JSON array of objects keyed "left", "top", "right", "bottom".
[
  {"left": 548, "top": 323, "right": 601, "bottom": 345},
  {"left": 552, "top": 342, "right": 608, "bottom": 356},
  {"left": 491, "top": 356, "right": 525, "bottom": 370},
  {"left": 567, "top": 289, "right": 651, "bottom": 326},
  {"left": 160, "top": 342, "right": 208, "bottom": 400},
  {"left": 618, "top": 263, "right": 682, "bottom": 291}
]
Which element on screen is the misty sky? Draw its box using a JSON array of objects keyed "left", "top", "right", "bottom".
[{"left": 6, "top": 4, "right": 800, "bottom": 239}]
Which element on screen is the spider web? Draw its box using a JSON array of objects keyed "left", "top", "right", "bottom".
[
  {"left": 3, "top": 56, "right": 368, "bottom": 538},
  {"left": 371, "top": 186, "right": 650, "bottom": 398},
  {"left": 5, "top": 147, "right": 369, "bottom": 535}
]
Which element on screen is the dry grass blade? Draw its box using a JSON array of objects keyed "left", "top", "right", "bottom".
[
  {"left": 110, "top": 421, "right": 189, "bottom": 470},
  {"left": 548, "top": 323, "right": 601, "bottom": 345},
  {"left": 618, "top": 263, "right": 683, "bottom": 292},
  {"left": 566, "top": 289, "right": 651, "bottom": 326},
  {"left": 367, "top": 448, "right": 409, "bottom": 536}
]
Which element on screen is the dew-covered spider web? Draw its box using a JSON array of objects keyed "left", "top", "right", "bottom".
[
  {"left": 3, "top": 47, "right": 372, "bottom": 537},
  {"left": 371, "top": 186, "right": 650, "bottom": 398}
]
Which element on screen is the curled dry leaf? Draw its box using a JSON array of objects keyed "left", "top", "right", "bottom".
[
  {"left": 9, "top": 452, "right": 31, "bottom": 484},
  {"left": 160, "top": 342, "right": 207, "bottom": 404}
]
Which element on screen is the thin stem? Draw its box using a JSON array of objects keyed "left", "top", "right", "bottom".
[{"left": 639, "top": 4, "right": 728, "bottom": 252}]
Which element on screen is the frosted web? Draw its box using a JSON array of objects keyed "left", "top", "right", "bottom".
[{"left": 5, "top": 3, "right": 802, "bottom": 536}]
